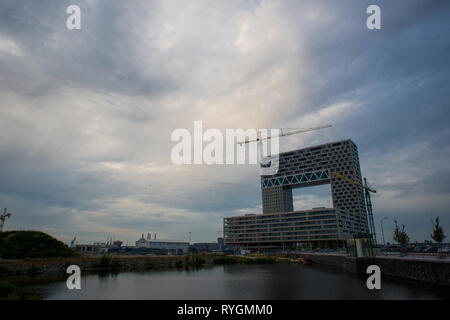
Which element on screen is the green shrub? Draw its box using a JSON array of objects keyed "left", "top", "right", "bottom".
[
  {"left": 29, "top": 263, "right": 42, "bottom": 274},
  {"left": 0, "top": 231, "right": 78, "bottom": 259},
  {"left": 175, "top": 260, "right": 183, "bottom": 268},
  {"left": 212, "top": 255, "right": 240, "bottom": 264},
  {"left": 95, "top": 254, "right": 121, "bottom": 270},
  {"left": 0, "top": 280, "right": 16, "bottom": 298},
  {"left": 0, "top": 265, "right": 9, "bottom": 275},
  {"left": 251, "top": 256, "right": 276, "bottom": 264},
  {"left": 144, "top": 260, "right": 157, "bottom": 269},
  {"left": 184, "top": 254, "right": 206, "bottom": 267},
  {"left": 193, "top": 255, "right": 205, "bottom": 266}
]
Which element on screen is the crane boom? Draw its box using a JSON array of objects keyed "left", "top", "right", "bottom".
[{"left": 238, "top": 125, "right": 332, "bottom": 145}]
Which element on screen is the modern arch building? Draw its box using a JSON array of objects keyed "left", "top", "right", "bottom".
[{"left": 224, "top": 139, "right": 370, "bottom": 251}]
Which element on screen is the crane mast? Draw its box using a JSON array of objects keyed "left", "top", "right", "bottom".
[
  {"left": 0, "top": 208, "right": 12, "bottom": 232},
  {"left": 331, "top": 172, "right": 377, "bottom": 244},
  {"left": 364, "top": 178, "right": 376, "bottom": 244}
]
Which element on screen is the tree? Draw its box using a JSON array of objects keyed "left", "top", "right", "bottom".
[
  {"left": 393, "top": 220, "right": 410, "bottom": 246},
  {"left": 431, "top": 216, "right": 446, "bottom": 244},
  {"left": 0, "top": 231, "right": 77, "bottom": 259}
]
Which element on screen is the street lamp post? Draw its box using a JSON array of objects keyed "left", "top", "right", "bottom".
[{"left": 380, "top": 217, "right": 388, "bottom": 247}]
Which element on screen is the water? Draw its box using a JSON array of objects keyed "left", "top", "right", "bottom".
[{"left": 18, "top": 264, "right": 449, "bottom": 300}]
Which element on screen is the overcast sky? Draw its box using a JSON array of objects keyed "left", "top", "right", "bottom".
[{"left": 0, "top": 0, "right": 449, "bottom": 245}]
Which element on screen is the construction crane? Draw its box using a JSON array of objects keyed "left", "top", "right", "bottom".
[
  {"left": 238, "top": 125, "right": 332, "bottom": 175},
  {"left": 0, "top": 208, "right": 12, "bottom": 232},
  {"left": 331, "top": 172, "right": 377, "bottom": 244},
  {"left": 237, "top": 125, "right": 332, "bottom": 145},
  {"left": 70, "top": 236, "right": 77, "bottom": 248}
]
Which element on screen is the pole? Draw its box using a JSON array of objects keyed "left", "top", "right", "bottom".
[{"left": 380, "top": 217, "right": 388, "bottom": 246}]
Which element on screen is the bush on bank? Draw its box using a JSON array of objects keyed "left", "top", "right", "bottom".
[
  {"left": 0, "top": 231, "right": 77, "bottom": 259},
  {"left": 0, "top": 280, "right": 41, "bottom": 300},
  {"left": 93, "top": 254, "right": 121, "bottom": 270}
]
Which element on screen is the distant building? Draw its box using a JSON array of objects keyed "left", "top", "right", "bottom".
[
  {"left": 112, "top": 240, "right": 123, "bottom": 248},
  {"left": 135, "top": 233, "right": 189, "bottom": 255},
  {"left": 74, "top": 244, "right": 107, "bottom": 254},
  {"left": 192, "top": 242, "right": 219, "bottom": 252}
]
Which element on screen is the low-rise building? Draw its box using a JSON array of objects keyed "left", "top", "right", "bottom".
[
  {"left": 74, "top": 244, "right": 107, "bottom": 254},
  {"left": 135, "top": 234, "right": 189, "bottom": 255},
  {"left": 224, "top": 207, "right": 352, "bottom": 252},
  {"left": 192, "top": 242, "right": 219, "bottom": 252}
]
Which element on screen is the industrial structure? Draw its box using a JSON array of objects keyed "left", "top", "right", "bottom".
[
  {"left": 73, "top": 243, "right": 107, "bottom": 254},
  {"left": 191, "top": 238, "right": 227, "bottom": 253},
  {"left": 135, "top": 233, "right": 189, "bottom": 255},
  {"left": 69, "top": 233, "right": 190, "bottom": 255},
  {"left": 224, "top": 139, "right": 375, "bottom": 251}
]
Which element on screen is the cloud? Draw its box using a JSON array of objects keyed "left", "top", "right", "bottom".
[{"left": 0, "top": 33, "right": 23, "bottom": 56}]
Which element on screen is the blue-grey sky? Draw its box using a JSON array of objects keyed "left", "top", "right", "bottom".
[{"left": 0, "top": 0, "right": 449, "bottom": 244}]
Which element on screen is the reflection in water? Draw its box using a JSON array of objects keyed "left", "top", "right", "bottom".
[{"left": 19, "top": 264, "right": 449, "bottom": 300}]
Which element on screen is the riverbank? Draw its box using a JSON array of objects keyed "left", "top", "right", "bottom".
[
  {"left": 295, "top": 252, "right": 450, "bottom": 287},
  {"left": 0, "top": 254, "right": 295, "bottom": 277}
]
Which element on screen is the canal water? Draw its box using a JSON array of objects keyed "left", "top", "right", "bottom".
[{"left": 19, "top": 264, "right": 449, "bottom": 299}]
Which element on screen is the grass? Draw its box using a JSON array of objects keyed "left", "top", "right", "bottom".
[
  {"left": 182, "top": 254, "right": 205, "bottom": 268},
  {"left": 0, "top": 280, "right": 41, "bottom": 300},
  {"left": 0, "top": 265, "right": 9, "bottom": 275},
  {"left": 93, "top": 254, "right": 121, "bottom": 270},
  {"left": 211, "top": 254, "right": 277, "bottom": 265},
  {"left": 144, "top": 260, "right": 157, "bottom": 269}
]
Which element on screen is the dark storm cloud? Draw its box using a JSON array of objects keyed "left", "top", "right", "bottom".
[{"left": 0, "top": 0, "right": 176, "bottom": 97}]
